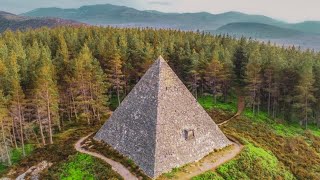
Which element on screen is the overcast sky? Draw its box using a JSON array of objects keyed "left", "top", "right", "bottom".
[{"left": 1, "top": 0, "right": 319, "bottom": 23}]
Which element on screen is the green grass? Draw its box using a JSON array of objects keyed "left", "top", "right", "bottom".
[
  {"left": 11, "top": 144, "right": 34, "bottom": 164},
  {"left": 58, "top": 153, "right": 121, "bottom": 180},
  {"left": 0, "top": 144, "right": 34, "bottom": 175},
  {"left": 0, "top": 164, "right": 7, "bottom": 175},
  {"left": 197, "top": 95, "right": 320, "bottom": 179},
  {"left": 198, "top": 95, "right": 320, "bottom": 137},
  {"left": 216, "top": 143, "right": 294, "bottom": 180},
  {"left": 198, "top": 96, "right": 237, "bottom": 113},
  {"left": 163, "top": 167, "right": 182, "bottom": 179}
]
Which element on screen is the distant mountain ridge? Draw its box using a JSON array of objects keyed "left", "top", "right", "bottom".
[
  {"left": 216, "top": 22, "right": 305, "bottom": 39},
  {"left": 22, "top": 4, "right": 286, "bottom": 30},
  {"left": 0, "top": 11, "right": 84, "bottom": 33},
  {"left": 22, "top": 4, "right": 320, "bottom": 34},
  {"left": 214, "top": 22, "right": 320, "bottom": 51}
]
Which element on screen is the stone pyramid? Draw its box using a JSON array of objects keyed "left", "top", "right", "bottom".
[{"left": 94, "top": 56, "right": 232, "bottom": 178}]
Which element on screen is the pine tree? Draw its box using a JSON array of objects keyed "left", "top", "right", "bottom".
[
  {"left": 0, "top": 90, "right": 11, "bottom": 165},
  {"left": 219, "top": 47, "right": 234, "bottom": 102},
  {"left": 71, "top": 44, "right": 108, "bottom": 124},
  {"left": 245, "top": 47, "right": 262, "bottom": 115},
  {"left": 7, "top": 52, "right": 26, "bottom": 156},
  {"left": 187, "top": 49, "right": 200, "bottom": 99},
  {"left": 294, "top": 64, "right": 316, "bottom": 129},
  {"left": 33, "top": 46, "right": 59, "bottom": 144},
  {"left": 233, "top": 40, "right": 248, "bottom": 91},
  {"left": 314, "top": 56, "right": 320, "bottom": 127},
  {"left": 105, "top": 41, "right": 124, "bottom": 106},
  {"left": 204, "top": 51, "right": 224, "bottom": 104}
]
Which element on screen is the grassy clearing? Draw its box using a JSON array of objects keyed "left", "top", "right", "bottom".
[
  {"left": 216, "top": 143, "right": 294, "bottom": 180},
  {"left": 196, "top": 95, "right": 320, "bottom": 179},
  {"left": 198, "top": 96, "right": 237, "bottom": 113},
  {"left": 199, "top": 95, "right": 320, "bottom": 137},
  {"left": 58, "top": 153, "right": 122, "bottom": 180},
  {"left": 222, "top": 117, "right": 320, "bottom": 179}
]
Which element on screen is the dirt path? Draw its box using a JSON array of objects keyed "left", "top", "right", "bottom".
[
  {"left": 74, "top": 133, "right": 138, "bottom": 180},
  {"left": 75, "top": 104, "right": 244, "bottom": 180},
  {"left": 218, "top": 96, "right": 245, "bottom": 126},
  {"left": 166, "top": 137, "right": 243, "bottom": 180},
  {"left": 217, "top": 114, "right": 239, "bottom": 126}
]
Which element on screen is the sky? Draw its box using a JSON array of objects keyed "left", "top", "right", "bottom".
[{"left": 0, "top": 0, "right": 320, "bottom": 23}]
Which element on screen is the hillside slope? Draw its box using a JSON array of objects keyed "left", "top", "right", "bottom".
[{"left": 0, "top": 11, "right": 83, "bottom": 32}]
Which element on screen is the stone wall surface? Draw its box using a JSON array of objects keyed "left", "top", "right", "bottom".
[
  {"left": 94, "top": 60, "right": 160, "bottom": 176},
  {"left": 154, "top": 58, "right": 232, "bottom": 177},
  {"left": 94, "top": 56, "right": 232, "bottom": 178}
]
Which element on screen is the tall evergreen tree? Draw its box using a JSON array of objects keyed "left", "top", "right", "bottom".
[
  {"left": 233, "top": 39, "right": 248, "bottom": 91},
  {"left": 33, "top": 46, "right": 59, "bottom": 144},
  {"left": 245, "top": 48, "right": 262, "bottom": 115},
  {"left": 204, "top": 51, "right": 224, "bottom": 104},
  {"left": 0, "top": 90, "right": 11, "bottom": 165},
  {"left": 294, "top": 64, "right": 316, "bottom": 129},
  {"left": 7, "top": 52, "right": 26, "bottom": 156},
  {"left": 71, "top": 44, "right": 109, "bottom": 124},
  {"left": 105, "top": 40, "right": 124, "bottom": 106}
]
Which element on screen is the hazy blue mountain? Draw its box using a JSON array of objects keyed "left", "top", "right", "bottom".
[
  {"left": 289, "top": 21, "right": 320, "bottom": 34},
  {"left": 213, "top": 22, "right": 320, "bottom": 50},
  {"left": 215, "top": 22, "right": 304, "bottom": 39},
  {"left": 0, "top": 11, "right": 83, "bottom": 32},
  {"left": 19, "top": 4, "right": 320, "bottom": 50},
  {"left": 22, "top": 4, "right": 285, "bottom": 30}
]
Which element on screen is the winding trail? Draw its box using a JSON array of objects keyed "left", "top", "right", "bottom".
[
  {"left": 178, "top": 137, "right": 243, "bottom": 180},
  {"left": 75, "top": 107, "right": 243, "bottom": 180},
  {"left": 217, "top": 113, "right": 240, "bottom": 126},
  {"left": 74, "top": 133, "right": 139, "bottom": 180}
]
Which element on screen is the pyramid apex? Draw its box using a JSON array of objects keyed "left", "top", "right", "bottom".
[{"left": 157, "top": 55, "right": 166, "bottom": 62}]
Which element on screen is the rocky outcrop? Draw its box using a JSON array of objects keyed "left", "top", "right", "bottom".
[{"left": 15, "top": 161, "right": 52, "bottom": 180}]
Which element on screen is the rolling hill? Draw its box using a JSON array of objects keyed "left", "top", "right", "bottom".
[
  {"left": 0, "top": 11, "right": 83, "bottom": 33},
  {"left": 22, "top": 3, "right": 320, "bottom": 34},
  {"left": 22, "top": 4, "right": 284, "bottom": 30},
  {"left": 17, "top": 4, "right": 320, "bottom": 50}
]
